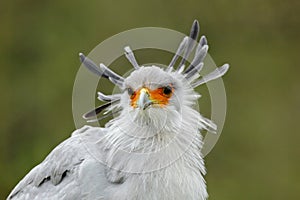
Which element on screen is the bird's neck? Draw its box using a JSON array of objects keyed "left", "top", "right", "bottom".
[
  {"left": 102, "top": 106, "right": 208, "bottom": 199},
  {"left": 103, "top": 106, "right": 206, "bottom": 174}
]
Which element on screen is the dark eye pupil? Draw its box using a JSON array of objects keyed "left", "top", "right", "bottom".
[
  {"left": 127, "top": 88, "right": 134, "bottom": 96},
  {"left": 163, "top": 86, "right": 172, "bottom": 95}
]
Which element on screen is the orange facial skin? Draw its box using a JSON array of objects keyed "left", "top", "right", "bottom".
[{"left": 130, "top": 86, "right": 173, "bottom": 108}]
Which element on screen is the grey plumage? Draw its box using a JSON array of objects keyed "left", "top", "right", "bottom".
[
  {"left": 124, "top": 46, "right": 140, "bottom": 70},
  {"left": 184, "top": 62, "right": 204, "bottom": 80},
  {"left": 97, "top": 92, "right": 121, "bottom": 102},
  {"left": 184, "top": 45, "right": 208, "bottom": 75},
  {"left": 168, "top": 36, "right": 188, "bottom": 70},
  {"left": 191, "top": 63, "right": 230, "bottom": 88},
  {"left": 79, "top": 53, "right": 108, "bottom": 78},
  {"left": 7, "top": 20, "right": 229, "bottom": 200},
  {"left": 79, "top": 53, "right": 124, "bottom": 87},
  {"left": 8, "top": 126, "right": 109, "bottom": 200},
  {"left": 99, "top": 63, "right": 124, "bottom": 82},
  {"left": 82, "top": 100, "right": 119, "bottom": 120},
  {"left": 178, "top": 20, "right": 199, "bottom": 69}
]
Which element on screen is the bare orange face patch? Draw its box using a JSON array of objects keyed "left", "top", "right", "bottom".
[{"left": 130, "top": 85, "right": 174, "bottom": 108}]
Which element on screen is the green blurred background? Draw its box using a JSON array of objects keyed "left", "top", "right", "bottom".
[{"left": 1, "top": 0, "right": 299, "bottom": 199}]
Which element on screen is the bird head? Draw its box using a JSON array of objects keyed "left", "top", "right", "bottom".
[
  {"left": 125, "top": 66, "right": 177, "bottom": 111},
  {"left": 119, "top": 66, "right": 188, "bottom": 131},
  {"left": 80, "top": 20, "right": 229, "bottom": 136}
]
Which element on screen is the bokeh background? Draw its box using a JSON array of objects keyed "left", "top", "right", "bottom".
[{"left": 1, "top": 0, "right": 299, "bottom": 199}]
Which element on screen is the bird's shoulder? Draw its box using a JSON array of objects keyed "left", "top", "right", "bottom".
[{"left": 7, "top": 125, "right": 109, "bottom": 200}]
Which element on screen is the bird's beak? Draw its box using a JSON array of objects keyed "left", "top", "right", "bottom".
[{"left": 137, "top": 88, "right": 153, "bottom": 110}]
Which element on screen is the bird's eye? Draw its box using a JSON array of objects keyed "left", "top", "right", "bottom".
[
  {"left": 162, "top": 85, "right": 173, "bottom": 96},
  {"left": 127, "top": 88, "right": 135, "bottom": 97}
]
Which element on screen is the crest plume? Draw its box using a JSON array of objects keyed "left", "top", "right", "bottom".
[{"left": 79, "top": 20, "right": 229, "bottom": 121}]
